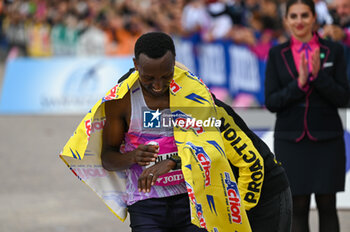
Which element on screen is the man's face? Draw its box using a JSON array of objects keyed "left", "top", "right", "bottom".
[
  {"left": 335, "top": 0, "right": 350, "bottom": 25},
  {"left": 134, "top": 51, "right": 175, "bottom": 97}
]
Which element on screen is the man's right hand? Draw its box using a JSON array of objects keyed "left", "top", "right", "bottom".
[{"left": 132, "top": 144, "right": 159, "bottom": 166}]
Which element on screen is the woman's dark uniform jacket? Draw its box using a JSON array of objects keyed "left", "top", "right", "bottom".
[
  {"left": 265, "top": 36, "right": 350, "bottom": 141},
  {"left": 117, "top": 68, "right": 289, "bottom": 215}
]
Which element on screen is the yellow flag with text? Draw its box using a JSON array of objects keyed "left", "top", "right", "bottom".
[{"left": 60, "top": 66, "right": 251, "bottom": 231}]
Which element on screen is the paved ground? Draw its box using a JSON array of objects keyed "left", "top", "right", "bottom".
[
  {"left": 0, "top": 115, "right": 349, "bottom": 232},
  {"left": 0, "top": 115, "right": 130, "bottom": 232}
]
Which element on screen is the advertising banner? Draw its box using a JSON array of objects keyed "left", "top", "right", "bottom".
[{"left": 0, "top": 57, "right": 133, "bottom": 114}]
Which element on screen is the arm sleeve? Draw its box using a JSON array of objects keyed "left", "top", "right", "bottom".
[
  {"left": 264, "top": 48, "right": 307, "bottom": 112},
  {"left": 342, "top": 28, "right": 350, "bottom": 47},
  {"left": 215, "top": 97, "right": 264, "bottom": 211},
  {"left": 311, "top": 44, "right": 350, "bottom": 107}
]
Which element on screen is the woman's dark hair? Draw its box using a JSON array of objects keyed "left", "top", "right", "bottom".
[
  {"left": 285, "top": 0, "right": 315, "bottom": 16},
  {"left": 134, "top": 32, "right": 176, "bottom": 60}
]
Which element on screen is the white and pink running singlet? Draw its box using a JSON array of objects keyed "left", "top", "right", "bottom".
[{"left": 122, "top": 80, "right": 187, "bottom": 206}]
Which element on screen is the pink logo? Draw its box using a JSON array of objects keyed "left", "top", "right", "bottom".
[
  {"left": 72, "top": 167, "right": 108, "bottom": 180},
  {"left": 103, "top": 84, "right": 119, "bottom": 101},
  {"left": 85, "top": 118, "right": 106, "bottom": 138},
  {"left": 224, "top": 172, "right": 242, "bottom": 224},
  {"left": 155, "top": 170, "right": 184, "bottom": 186}
]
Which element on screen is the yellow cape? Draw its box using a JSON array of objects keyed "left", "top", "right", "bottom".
[{"left": 60, "top": 66, "right": 251, "bottom": 232}]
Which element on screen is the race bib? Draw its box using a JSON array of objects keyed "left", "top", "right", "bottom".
[{"left": 145, "top": 139, "right": 185, "bottom": 186}]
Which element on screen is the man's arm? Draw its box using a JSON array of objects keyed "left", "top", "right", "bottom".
[
  {"left": 101, "top": 96, "right": 176, "bottom": 192},
  {"left": 101, "top": 97, "right": 159, "bottom": 171},
  {"left": 215, "top": 97, "right": 265, "bottom": 211}
]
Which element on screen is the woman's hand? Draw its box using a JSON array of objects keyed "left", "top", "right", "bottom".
[
  {"left": 298, "top": 52, "right": 308, "bottom": 87},
  {"left": 311, "top": 48, "right": 320, "bottom": 78}
]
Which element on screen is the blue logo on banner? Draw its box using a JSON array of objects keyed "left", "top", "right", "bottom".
[{"left": 143, "top": 109, "right": 161, "bottom": 128}]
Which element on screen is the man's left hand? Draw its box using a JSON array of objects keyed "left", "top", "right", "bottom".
[{"left": 137, "top": 159, "right": 176, "bottom": 193}]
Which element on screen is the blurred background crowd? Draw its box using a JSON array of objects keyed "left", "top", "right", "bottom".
[
  {"left": 0, "top": 0, "right": 348, "bottom": 59},
  {"left": 0, "top": 0, "right": 350, "bottom": 107}
]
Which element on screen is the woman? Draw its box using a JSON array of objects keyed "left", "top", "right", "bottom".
[{"left": 265, "top": 0, "right": 350, "bottom": 231}]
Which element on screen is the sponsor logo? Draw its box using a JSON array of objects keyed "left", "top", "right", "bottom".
[
  {"left": 155, "top": 172, "right": 184, "bottom": 185},
  {"left": 85, "top": 118, "right": 106, "bottom": 138},
  {"left": 170, "top": 79, "right": 181, "bottom": 94},
  {"left": 185, "top": 71, "right": 201, "bottom": 82},
  {"left": 142, "top": 109, "right": 221, "bottom": 133},
  {"left": 143, "top": 109, "right": 161, "bottom": 128},
  {"left": 187, "top": 142, "right": 212, "bottom": 186},
  {"left": 186, "top": 182, "right": 207, "bottom": 229},
  {"left": 72, "top": 167, "right": 108, "bottom": 180},
  {"left": 185, "top": 93, "right": 209, "bottom": 104},
  {"left": 223, "top": 172, "right": 242, "bottom": 224},
  {"left": 207, "top": 195, "right": 217, "bottom": 215},
  {"left": 220, "top": 117, "right": 263, "bottom": 204},
  {"left": 103, "top": 84, "right": 119, "bottom": 101}
]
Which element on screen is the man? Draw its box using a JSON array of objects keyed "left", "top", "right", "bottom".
[
  {"left": 60, "top": 32, "right": 291, "bottom": 232},
  {"left": 100, "top": 32, "right": 210, "bottom": 231},
  {"left": 332, "top": 0, "right": 350, "bottom": 27},
  {"left": 321, "top": 0, "right": 350, "bottom": 39}
]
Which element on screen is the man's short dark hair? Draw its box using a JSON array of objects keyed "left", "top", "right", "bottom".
[{"left": 134, "top": 32, "right": 176, "bottom": 60}]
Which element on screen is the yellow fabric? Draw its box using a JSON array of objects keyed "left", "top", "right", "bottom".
[
  {"left": 216, "top": 106, "right": 265, "bottom": 210},
  {"left": 60, "top": 66, "right": 251, "bottom": 231}
]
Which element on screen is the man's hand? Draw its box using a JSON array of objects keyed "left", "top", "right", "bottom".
[
  {"left": 138, "top": 159, "right": 176, "bottom": 193},
  {"left": 131, "top": 144, "right": 159, "bottom": 166}
]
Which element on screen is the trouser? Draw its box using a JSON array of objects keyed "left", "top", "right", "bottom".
[
  {"left": 247, "top": 187, "right": 292, "bottom": 232},
  {"left": 127, "top": 193, "right": 207, "bottom": 232}
]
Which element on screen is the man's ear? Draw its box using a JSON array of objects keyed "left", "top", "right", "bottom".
[{"left": 133, "top": 58, "right": 138, "bottom": 71}]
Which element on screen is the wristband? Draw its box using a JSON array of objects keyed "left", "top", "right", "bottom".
[{"left": 168, "top": 155, "right": 181, "bottom": 170}]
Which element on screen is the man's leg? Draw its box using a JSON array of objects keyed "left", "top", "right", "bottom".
[
  {"left": 127, "top": 198, "right": 169, "bottom": 232},
  {"left": 247, "top": 187, "right": 292, "bottom": 232},
  {"left": 127, "top": 194, "right": 207, "bottom": 232},
  {"left": 168, "top": 194, "right": 207, "bottom": 232},
  {"left": 278, "top": 187, "right": 292, "bottom": 232}
]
